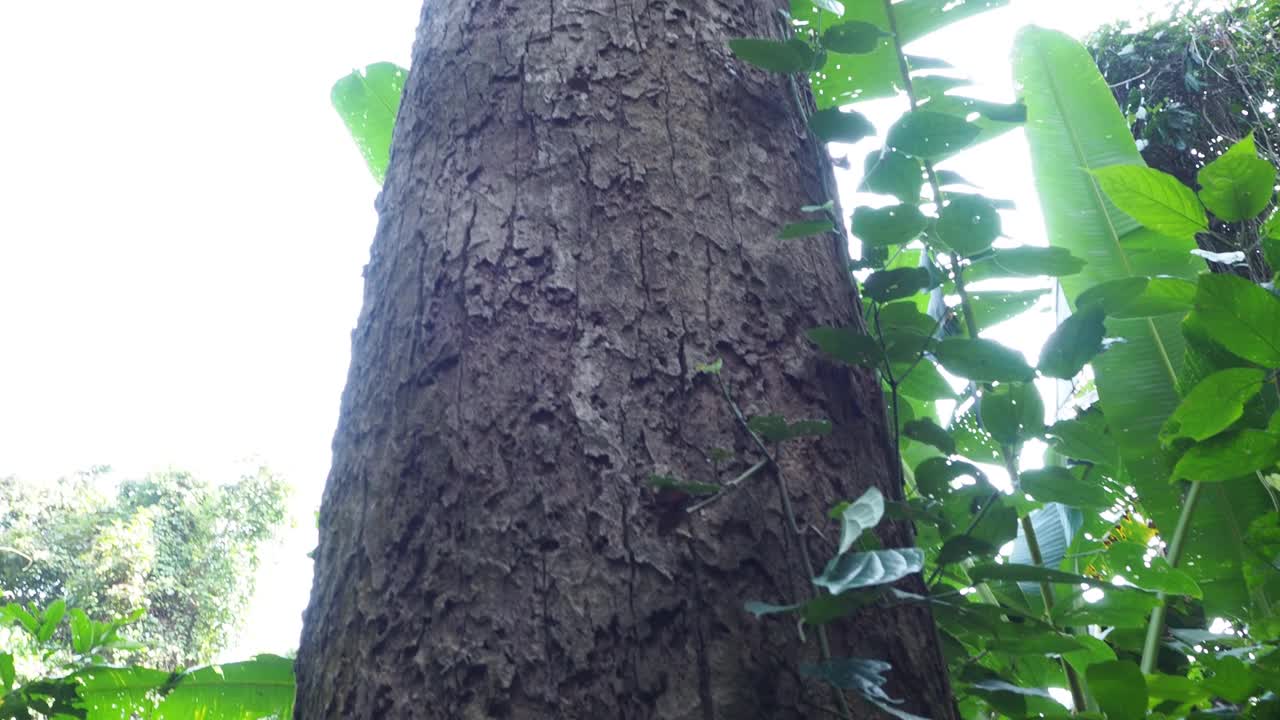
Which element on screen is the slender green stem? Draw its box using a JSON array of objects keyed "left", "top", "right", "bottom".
[
  {"left": 1140, "top": 480, "right": 1204, "bottom": 674},
  {"left": 1004, "top": 450, "right": 1087, "bottom": 711}
]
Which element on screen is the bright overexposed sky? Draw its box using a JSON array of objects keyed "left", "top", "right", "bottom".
[{"left": 0, "top": 0, "right": 1209, "bottom": 660}]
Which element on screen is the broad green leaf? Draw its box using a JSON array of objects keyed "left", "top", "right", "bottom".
[
  {"left": 1061, "top": 635, "right": 1118, "bottom": 677},
  {"left": 747, "top": 415, "right": 833, "bottom": 443},
  {"left": 968, "top": 290, "right": 1049, "bottom": 332},
  {"left": 950, "top": 405, "right": 1003, "bottom": 463},
  {"left": 863, "top": 266, "right": 935, "bottom": 302},
  {"left": 1090, "top": 165, "right": 1208, "bottom": 241},
  {"left": 331, "top": 62, "right": 406, "bottom": 183},
  {"left": 837, "top": 487, "right": 885, "bottom": 555},
  {"left": 979, "top": 382, "right": 1044, "bottom": 445},
  {"left": 1170, "top": 429, "right": 1280, "bottom": 483},
  {"left": 822, "top": 21, "right": 888, "bottom": 54},
  {"left": 1105, "top": 542, "right": 1202, "bottom": 597},
  {"left": 873, "top": 301, "right": 938, "bottom": 336},
  {"left": 0, "top": 653, "right": 13, "bottom": 693},
  {"left": 810, "top": 108, "right": 876, "bottom": 143},
  {"left": 1056, "top": 588, "right": 1161, "bottom": 628},
  {"left": 1110, "top": 277, "right": 1196, "bottom": 318},
  {"left": 69, "top": 608, "right": 92, "bottom": 654},
  {"left": 1019, "top": 466, "right": 1114, "bottom": 508},
  {"left": 1191, "top": 272, "right": 1280, "bottom": 367},
  {"left": 985, "top": 631, "right": 1086, "bottom": 655},
  {"left": 936, "top": 195, "right": 1002, "bottom": 255},
  {"left": 1160, "top": 367, "right": 1267, "bottom": 445},
  {"left": 813, "top": 548, "right": 925, "bottom": 594},
  {"left": 778, "top": 219, "right": 835, "bottom": 239},
  {"left": 970, "top": 500, "right": 1018, "bottom": 549},
  {"left": 1038, "top": 306, "right": 1105, "bottom": 379},
  {"left": 886, "top": 110, "right": 980, "bottom": 159},
  {"left": 965, "top": 246, "right": 1086, "bottom": 280},
  {"left": 1087, "top": 660, "right": 1147, "bottom": 720},
  {"left": 968, "top": 562, "right": 1102, "bottom": 586},
  {"left": 1197, "top": 132, "right": 1277, "bottom": 222},
  {"left": 1075, "top": 276, "right": 1148, "bottom": 312},
  {"left": 807, "top": 327, "right": 883, "bottom": 367},
  {"left": 1145, "top": 674, "right": 1211, "bottom": 704},
  {"left": 728, "top": 38, "right": 814, "bottom": 73},
  {"left": 861, "top": 150, "right": 924, "bottom": 203},
  {"left": 36, "top": 599, "right": 66, "bottom": 644},
  {"left": 881, "top": 331, "right": 934, "bottom": 363},
  {"left": 794, "top": 0, "right": 1010, "bottom": 109},
  {"left": 896, "top": 360, "right": 957, "bottom": 401},
  {"left": 851, "top": 204, "right": 928, "bottom": 247},
  {"left": 903, "top": 418, "right": 955, "bottom": 455},
  {"left": 937, "top": 535, "right": 997, "bottom": 565},
  {"left": 72, "top": 654, "right": 296, "bottom": 719},
  {"left": 1045, "top": 409, "right": 1119, "bottom": 468},
  {"left": 1016, "top": 25, "right": 1201, "bottom": 599},
  {"left": 934, "top": 338, "right": 1035, "bottom": 382}
]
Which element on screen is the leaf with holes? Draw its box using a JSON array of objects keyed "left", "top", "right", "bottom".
[
  {"left": 903, "top": 418, "right": 955, "bottom": 455},
  {"left": 1105, "top": 542, "right": 1202, "bottom": 597},
  {"left": 822, "top": 21, "right": 889, "bottom": 54},
  {"left": 331, "top": 62, "right": 407, "bottom": 183},
  {"left": 886, "top": 111, "right": 980, "bottom": 159},
  {"left": 979, "top": 382, "right": 1044, "bottom": 445},
  {"left": 966, "top": 246, "right": 1086, "bottom": 280},
  {"left": 861, "top": 150, "right": 924, "bottom": 203}
]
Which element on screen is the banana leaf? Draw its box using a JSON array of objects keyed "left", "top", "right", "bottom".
[{"left": 1014, "top": 26, "right": 1272, "bottom": 622}]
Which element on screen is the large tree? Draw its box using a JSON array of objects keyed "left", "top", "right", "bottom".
[{"left": 295, "top": 1, "right": 953, "bottom": 717}]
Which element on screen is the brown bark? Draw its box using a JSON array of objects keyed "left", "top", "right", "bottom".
[{"left": 295, "top": 1, "right": 955, "bottom": 718}]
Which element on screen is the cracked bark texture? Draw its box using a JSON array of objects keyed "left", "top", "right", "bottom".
[{"left": 294, "top": 0, "right": 956, "bottom": 718}]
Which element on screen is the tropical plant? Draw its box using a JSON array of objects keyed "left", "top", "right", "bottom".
[{"left": 0, "top": 466, "right": 290, "bottom": 671}]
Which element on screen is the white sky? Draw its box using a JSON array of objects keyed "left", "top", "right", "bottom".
[{"left": 0, "top": 0, "right": 1200, "bottom": 661}]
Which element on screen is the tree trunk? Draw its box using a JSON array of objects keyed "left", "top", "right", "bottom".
[{"left": 295, "top": 1, "right": 955, "bottom": 718}]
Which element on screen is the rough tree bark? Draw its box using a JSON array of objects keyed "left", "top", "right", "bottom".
[{"left": 295, "top": 0, "right": 955, "bottom": 718}]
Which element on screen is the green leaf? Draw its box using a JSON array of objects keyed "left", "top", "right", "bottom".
[
  {"left": 966, "top": 246, "right": 1086, "bottom": 281},
  {"left": 1090, "top": 165, "right": 1208, "bottom": 241},
  {"left": 1105, "top": 542, "right": 1202, "bottom": 597},
  {"left": 851, "top": 204, "right": 928, "bottom": 248},
  {"left": 694, "top": 358, "right": 723, "bottom": 375},
  {"left": 1038, "top": 306, "right": 1106, "bottom": 379},
  {"left": 0, "top": 653, "right": 13, "bottom": 693},
  {"left": 1144, "top": 673, "right": 1210, "bottom": 704},
  {"left": 915, "top": 457, "right": 987, "bottom": 499},
  {"left": 1015, "top": 24, "right": 1205, "bottom": 607},
  {"left": 1197, "top": 132, "right": 1277, "bottom": 222},
  {"left": 801, "top": 657, "right": 928, "bottom": 720},
  {"left": 69, "top": 608, "right": 92, "bottom": 654},
  {"left": 331, "top": 62, "right": 407, "bottom": 183},
  {"left": 1264, "top": 220, "right": 1280, "bottom": 271},
  {"left": 985, "top": 631, "right": 1086, "bottom": 655},
  {"left": 645, "top": 474, "right": 720, "bottom": 496},
  {"left": 813, "top": 549, "right": 925, "bottom": 594},
  {"left": 795, "top": 0, "right": 1010, "bottom": 110},
  {"left": 979, "top": 382, "right": 1044, "bottom": 445},
  {"left": 807, "top": 327, "right": 883, "bottom": 367},
  {"left": 861, "top": 150, "right": 924, "bottom": 203},
  {"left": 1191, "top": 272, "right": 1280, "bottom": 367},
  {"left": 937, "top": 535, "right": 997, "bottom": 566},
  {"left": 728, "top": 37, "right": 814, "bottom": 73},
  {"left": 863, "top": 267, "right": 935, "bottom": 302},
  {"left": 968, "top": 290, "right": 1049, "bottom": 331},
  {"left": 1046, "top": 409, "right": 1120, "bottom": 468},
  {"left": 822, "top": 21, "right": 888, "bottom": 54},
  {"left": 747, "top": 416, "right": 833, "bottom": 443},
  {"left": 896, "top": 360, "right": 956, "bottom": 401},
  {"left": 936, "top": 195, "right": 1002, "bottom": 256},
  {"left": 1057, "top": 588, "right": 1161, "bottom": 628},
  {"left": 873, "top": 301, "right": 938, "bottom": 336},
  {"left": 903, "top": 418, "right": 955, "bottom": 455},
  {"left": 778, "top": 219, "right": 835, "bottom": 239},
  {"left": 1170, "top": 429, "right": 1280, "bottom": 483},
  {"left": 934, "top": 338, "right": 1036, "bottom": 382},
  {"left": 800, "top": 591, "right": 883, "bottom": 625},
  {"left": 1087, "top": 660, "right": 1147, "bottom": 720},
  {"left": 837, "top": 487, "right": 885, "bottom": 555},
  {"left": 810, "top": 108, "right": 876, "bottom": 143},
  {"left": 886, "top": 110, "right": 980, "bottom": 160},
  {"left": 1161, "top": 367, "right": 1268, "bottom": 445},
  {"left": 69, "top": 654, "right": 296, "bottom": 719},
  {"left": 1111, "top": 277, "right": 1197, "bottom": 318},
  {"left": 968, "top": 562, "right": 1102, "bottom": 586},
  {"left": 1020, "top": 466, "right": 1114, "bottom": 509},
  {"left": 743, "top": 600, "right": 801, "bottom": 618},
  {"left": 36, "top": 599, "right": 66, "bottom": 644}
]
